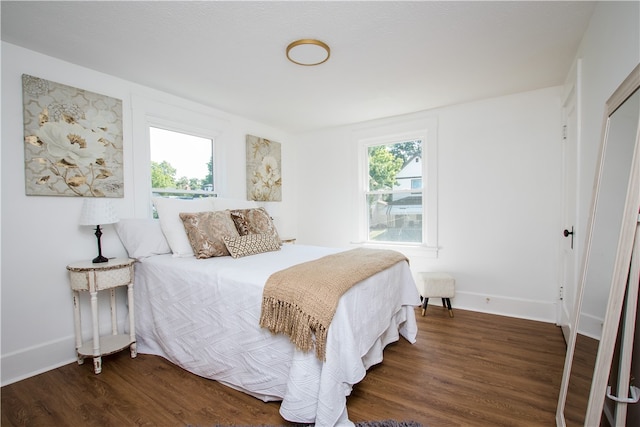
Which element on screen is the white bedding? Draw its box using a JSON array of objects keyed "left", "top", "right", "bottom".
[{"left": 134, "top": 244, "right": 420, "bottom": 426}]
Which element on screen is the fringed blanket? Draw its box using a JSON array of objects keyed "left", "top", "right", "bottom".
[{"left": 259, "top": 248, "right": 408, "bottom": 361}]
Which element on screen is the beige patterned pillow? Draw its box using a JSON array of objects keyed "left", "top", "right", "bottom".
[
  {"left": 229, "top": 207, "right": 281, "bottom": 245},
  {"left": 223, "top": 234, "right": 281, "bottom": 259},
  {"left": 179, "top": 211, "right": 239, "bottom": 259}
]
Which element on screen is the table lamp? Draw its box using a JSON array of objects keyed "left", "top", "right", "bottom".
[{"left": 79, "top": 198, "right": 119, "bottom": 263}]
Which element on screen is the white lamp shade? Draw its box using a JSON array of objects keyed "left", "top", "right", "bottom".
[{"left": 79, "top": 198, "right": 119, "bottom": 226}]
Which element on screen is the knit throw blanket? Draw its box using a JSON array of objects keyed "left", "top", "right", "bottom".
[{"left": 259, "top": 248, "right": 408, "bottom": 361}]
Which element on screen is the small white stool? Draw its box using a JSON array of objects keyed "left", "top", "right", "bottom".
[{"left": 416, "top": 272, "right": 455, "bottom": 317}]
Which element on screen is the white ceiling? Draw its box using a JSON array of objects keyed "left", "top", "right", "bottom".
[{"left": 1, "top": 1, "right": 596, "bottom": 133}]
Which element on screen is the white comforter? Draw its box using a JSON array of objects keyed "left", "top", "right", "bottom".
[{"left": 134, "top": 244, "right": 420, "bottom": 426}]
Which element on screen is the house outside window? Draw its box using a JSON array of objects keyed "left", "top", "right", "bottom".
[
  {"left": 356, "top": 116, "right": 438, "bottom": 254},
  {"left": 365, "top": 140, "right": 424, "bottom": 244}
]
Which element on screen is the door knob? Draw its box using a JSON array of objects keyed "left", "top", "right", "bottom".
[{"left": 563, "top": 226, "right": 575, "bottom": 249}]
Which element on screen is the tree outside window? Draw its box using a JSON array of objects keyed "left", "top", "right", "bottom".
[
  {"left": 366, "top": 139, "right": 423, "bottom": 243},
  {"left": 149, "top": 126, "right": 214, "bottom": 197}
]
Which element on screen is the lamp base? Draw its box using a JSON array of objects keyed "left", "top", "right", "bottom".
[
  {"left": 92, "top": 224, "right": 109, "bottom": 263},
  {"left": 92, "top": 255, "right": 109, "bottom": 264}
]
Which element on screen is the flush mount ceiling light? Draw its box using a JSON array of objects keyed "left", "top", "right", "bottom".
[{"left": 286, "top": 39, "right": 330, "bottom": 66}]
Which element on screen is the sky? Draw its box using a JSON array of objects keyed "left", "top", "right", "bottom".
[{"left": 149, "top": 127, "right": 212, "bottom": 180}]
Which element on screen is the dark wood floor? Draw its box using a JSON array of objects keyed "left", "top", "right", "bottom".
[{"left": 1, "top": 307, "right": 567, "bottom": 427}]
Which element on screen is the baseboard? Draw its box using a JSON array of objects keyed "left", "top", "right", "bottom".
[
  {"left": 577, "top": 311, "right": 603, "bottom": 340},
  {"left": 1, "top": 335, "right": 77, "bottom": 387},
  {"left": 560, "top": 300, "right": 572, "bottom": 326},
  {"left": 427, "top": 290, "right": 557, "bottom": 324}
]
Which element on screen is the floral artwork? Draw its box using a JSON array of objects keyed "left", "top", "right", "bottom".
[
  {"left": 246, "top": 135, "right": 282, "bottom": 202},
  {"left": 22, "top": 74, "right": 124, "bottom": 197}
]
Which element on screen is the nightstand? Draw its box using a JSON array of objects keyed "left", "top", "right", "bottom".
[{"left": 66, "top": 258, "right": 136, "bottom": 374}]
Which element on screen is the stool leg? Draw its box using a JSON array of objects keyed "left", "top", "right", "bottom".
[
  {"left": 421, "top": 298, "right": 429, "bottom": 316},
  {"left": 445, "top": 298, "right": 454, "bottom": 317}
]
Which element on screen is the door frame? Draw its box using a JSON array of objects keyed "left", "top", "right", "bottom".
[{"left": 558, "top": 58, "right": 582, "bottom": 341}]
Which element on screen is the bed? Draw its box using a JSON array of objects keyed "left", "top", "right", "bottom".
[{"left": 115, "top": 198, "right": 420, "bottom": 426}]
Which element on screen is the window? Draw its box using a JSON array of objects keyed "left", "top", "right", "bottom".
[
  {"left": 356, "top": 116, "right": 438, "bottom": 253},
  {"left": 149, "top": 126, "right": 215, "bottom": 199},
  {"left": 365, "top": 139, "right": 424, "bottom": 244}
]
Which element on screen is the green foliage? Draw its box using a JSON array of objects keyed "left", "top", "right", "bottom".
[
  {"left": 151, "top": 161, "right": 176, "bottom": 189},
  {"left": 189, "top": 177, "right": 202, "bottom": 190},
  {"left": 389, "top": 140, "right": 422, "bottom": 168},
  {"left": 368, "top": 146, "right": 403, "bottom": 191},
  {"left": 173, "top": 177, "right": 200, "bottom": 190},
  {"left": 204, "top": 158, "right": 214, "bottom": 189},
  {"left": 152, "top": 160, "right": 212, "bottom": 191}
]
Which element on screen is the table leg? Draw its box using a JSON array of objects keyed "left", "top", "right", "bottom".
[
  {"left": 90, "top": 290, "right": 101, "bottom": 374},
  {"left": 93, "top": 356, "right": 102, "bottom": 374},
  {"left": 72, "top": 291, "right": 84, "bottom": 365},
  {"left": 110, "top": 288, "right": 117, "bottom": 335},
  {"left": 128, "top": 280, "right": 137, "bottom": 358}
]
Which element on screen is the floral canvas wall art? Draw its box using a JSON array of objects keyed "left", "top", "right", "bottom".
[
  {"left": 22, "top": 74, "right": 124, "bottom": 197},
  {"left": 246, "top": 135, "right": 282, "bottom": 202}
]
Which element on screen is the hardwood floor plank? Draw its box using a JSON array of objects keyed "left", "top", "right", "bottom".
[{"left": 1, "top": 308, "right": 566, "bottom": 426}]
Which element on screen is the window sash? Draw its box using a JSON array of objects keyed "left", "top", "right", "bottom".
[
  {"left": 364, "top": 140, "right": 424, "bottom": 245},
  {"left": 151, "top": 188, "right": 216, "bottom": 198},
  {"left": 365, "top": 190, "right": 424, "bottom": 244},
  {"left": 355, "top": 116, "right": 437, "bottom": 253}
]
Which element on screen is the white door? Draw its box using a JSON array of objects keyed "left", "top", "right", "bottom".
[{"left": 558, "top": 61, "right": 581, "bottom": 341}]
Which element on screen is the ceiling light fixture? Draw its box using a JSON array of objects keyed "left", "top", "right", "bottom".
[{"left": 286, "top": 39, "right": 330, "bottom": 66}]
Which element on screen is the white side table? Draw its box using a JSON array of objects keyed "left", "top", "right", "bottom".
[{"left": 66, "top": 258, "right": 137, "bottom": 374}]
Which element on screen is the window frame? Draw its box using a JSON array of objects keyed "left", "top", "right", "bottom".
[
  {"left": 131, "top": 95, "right": 225, "bottom": 218},
  {"left": 355, "top": 117, "right": 438, "bottom": 255}
]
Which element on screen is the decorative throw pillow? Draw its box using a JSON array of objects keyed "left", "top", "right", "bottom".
[
  {"left": 179, "top": 210, "right": 239, "bottom": 259},
  {"left": 223, "top": 234, "right": 281, "bottom": 259},
  {"left": 152, "top": 197, "right": 216, "bottom": 257},
  {"left": 229, "top": 207, "right": 281, "bottom": 245}
]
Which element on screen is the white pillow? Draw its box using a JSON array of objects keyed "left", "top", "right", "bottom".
[
  {"left": 114, "top": 218, "right": 171, "bottom": 260},
  {"left": 211, "top": 197, "right": 258, "bottom": 211},
  {"left": 152, "top": 197, "right": 216, "bottom": 257}
]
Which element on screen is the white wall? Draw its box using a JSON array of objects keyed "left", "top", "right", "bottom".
[
  {"left": 294, "top": 87, "right": 563, "bottom": 322},
  {"left": 0, "top": 42, "right": 295, "bottom": 385}
]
